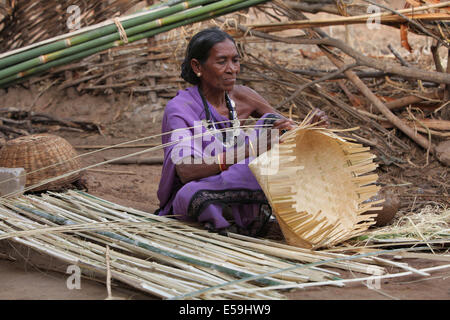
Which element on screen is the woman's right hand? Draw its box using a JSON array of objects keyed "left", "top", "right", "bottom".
[
  {"left": 260, "top": 118, "right": 295, "bottom": 153},
  {"left": 307, "top": 108, "right": 329, "bottom": 128},
  {"left": 271, "top": 118, "right": 297, "bottom": 132}
]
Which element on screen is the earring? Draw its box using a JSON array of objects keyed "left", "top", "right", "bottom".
[{"left": 197, "top": 72, "right": 201, "bottom": 77}]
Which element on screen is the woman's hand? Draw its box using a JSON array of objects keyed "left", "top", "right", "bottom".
[
  {"left": 271, "top": 118, "right": 297, "bottom": 132},
  {"left": 308, "top": 108, "right": 329, "bottom": 128}
]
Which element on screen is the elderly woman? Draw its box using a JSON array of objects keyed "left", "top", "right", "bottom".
[{"left": 156, "top": 27, "right": 327, "bottom": 236}]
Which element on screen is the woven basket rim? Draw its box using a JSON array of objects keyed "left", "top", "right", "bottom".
[{"left": 249, "top": 127, "right": 382, "bottom": 249}]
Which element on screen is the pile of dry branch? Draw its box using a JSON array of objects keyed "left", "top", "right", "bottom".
[{"left": 226, "top": 0, "right": 450, "bottom": 208}]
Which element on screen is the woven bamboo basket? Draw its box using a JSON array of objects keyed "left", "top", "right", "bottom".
[
  {"left": 0, "top": 134, "right": 82, "bottom": 192},
  {"left": 249, "top": 127, "right": 383, "bottom": 249}
]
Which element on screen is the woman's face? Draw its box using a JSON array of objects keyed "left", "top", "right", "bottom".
[{"left": 193, "top": 39, "right": 240, "bottom": 93}]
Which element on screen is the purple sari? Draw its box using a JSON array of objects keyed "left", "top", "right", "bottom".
[{"left": 156, "top": 86, "right": 279, "bottom": 235}]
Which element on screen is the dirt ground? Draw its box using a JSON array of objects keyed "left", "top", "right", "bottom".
[{"left": 0, "top": 14, "right": 449, "bottom": 300}]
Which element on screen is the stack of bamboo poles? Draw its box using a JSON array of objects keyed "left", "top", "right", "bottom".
[
  {"left": 0, "top": 0, "right": 270, "bottom": 88},
  {"left": 1, "top": 190, "right": 449, "bottom": 299},
  {"left": 0, "top": 191, "right": 385, "bottom": 299}
]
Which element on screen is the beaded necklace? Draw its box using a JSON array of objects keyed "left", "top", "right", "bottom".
[{"left": 198, "top": 86, "right": 241, "bottom": 148}]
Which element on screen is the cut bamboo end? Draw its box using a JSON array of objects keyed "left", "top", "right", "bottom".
[{"left": 249, "top": 127, "right": 382, "bottom": 249}]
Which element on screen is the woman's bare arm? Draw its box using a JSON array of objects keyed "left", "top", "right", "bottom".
[
  {"left": 231, "top": 85, "right": 329, "bottom": 128},
  {"left": 231, "top": 85, "right": 297, "bottom": 130}
]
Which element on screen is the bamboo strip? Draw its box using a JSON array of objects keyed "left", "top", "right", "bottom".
[
  {"left": 8, "top": 199, "right": 285, "bottom": 287},
  {"left": 9, "top": 191, "right": 441, "bottom": 301},
  {"left": 171, "top": 245, "right": 441, "bottom": 299},
  {"left": 371, "top": 256, "right": 430, "bottom": 276},
  {"left": 225, "top": 233, "right": 385, "bottom": 274},
  {"left": 135, "top": 227, "right": 326, "bottom": 283},
  {"left": 215, "top": 264, "right": 450, "bottom": 294},
  {"left": 57, "top": 189, "right": 391, "bottom": 278},
  {"left": 0, "top": 208, "right": 277, "bottom": 299},
  {"left": 0, "top": 222, "right": 182, "bottom": 299}
]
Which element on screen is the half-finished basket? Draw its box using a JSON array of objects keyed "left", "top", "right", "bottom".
[
  {"left": 0, "top": 134, "right": 82, "bottom": 192},
  {"left": 249, "top": 127, "right": 383, "bottom": 249}
]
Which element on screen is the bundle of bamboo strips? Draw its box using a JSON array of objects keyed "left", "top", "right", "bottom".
[
  {"left": 0, "top": 190, "right": 413, "bottom": 299},
  {"left": 0, "top": 0, "right": 270, "bottom": 88}
]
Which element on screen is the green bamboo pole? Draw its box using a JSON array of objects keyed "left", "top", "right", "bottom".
[
  {"left": 0, "top": 0, "right": 215, "bottom": 76},
  {"left": 13, "top": 203, "right": 282, "bottom": 287},
  {"left": 142, "top": 0, "right": 188, "bottom": 12},
  {"left": 0, "top": 0, "right": 187, "bottom": 62},
  {"left": 0, "top": 0, "right": 253, "bottom": 81},
  {"left": 0, "top": 0, "right": 269, "bottom": 87}
]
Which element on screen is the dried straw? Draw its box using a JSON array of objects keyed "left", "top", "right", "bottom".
[{"left": 356, "top": 205, "right": 450, "bottom": 245}]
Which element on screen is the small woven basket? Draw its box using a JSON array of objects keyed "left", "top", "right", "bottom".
[
  {"left": 249, "top": 127, "right": 383, "bottom": 249},
  {"left": 0, "top": 134, "right": 82, "bottom": 192}
]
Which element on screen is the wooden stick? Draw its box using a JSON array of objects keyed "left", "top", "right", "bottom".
[
  {"left": 323, "top": 50, "right": 435, "bottom": 152},
  {"left": 362, "top": 0, "right": 449, "bottom": 47},
  {"left": 338, "top": 80, "right": 364, "bottom": 108},
  {"left": 387, "top": 43, "right": 411, "bottom": 67},
  {"left": 274, "top": 62, "right": 358, "bottom": 109},
  {"left": 371, "top": 256, "right": 430, "bottom": 276},
  {"left": 82, "top": 81, "right": 137, "bottom": 90},
  {"left": 384, "top": 92, "right": 442, "bottom": 111},
  {"left": 228, "top": 24, "right": 450, "bottom": 84},
  {"left": 58, "top": 74, "right": 101, "bottom": 90},
  {"left": 407, "top": 119, "right": 450, "bottom": 131},
  {"left": 0, "top": 124, "right": 29, "bottom": 136},
  {"left": 445, "top": 49, "right": 450, "bottom": 101},
  {"left": 216, "top": 264, "right": 450, "bottom": 294},
  {"left": 245, "top": 13, "right": 450, "bottom": 33},
  {"left": 0, "top": 252, "right": 16, "bottom": 261},
  {"left": 431, "top": 39, "right": 445, "bottom": 73}
]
